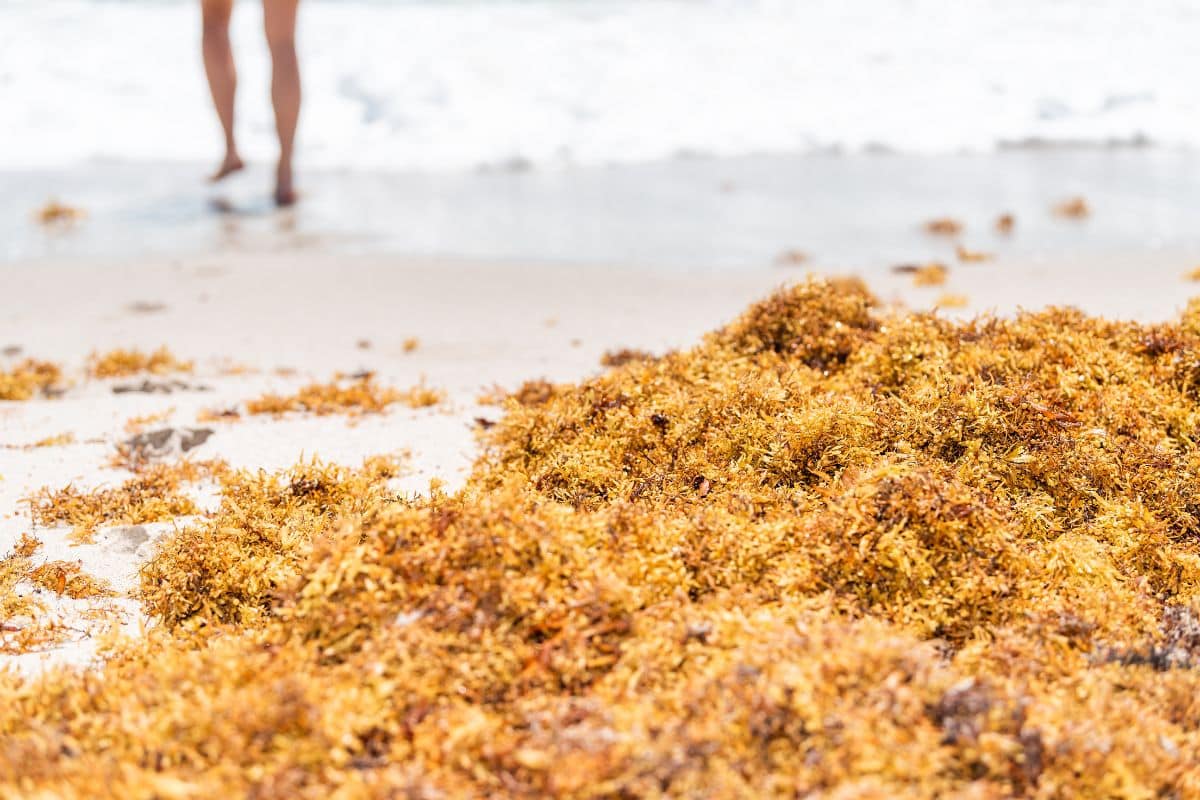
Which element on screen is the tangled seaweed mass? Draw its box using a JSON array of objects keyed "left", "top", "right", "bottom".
[
  {"left": 7, "top": 278, "right": 1200, "bottom": 796},
  {"left": 0, "top": 359, "right": 62, "bottom": 401}
]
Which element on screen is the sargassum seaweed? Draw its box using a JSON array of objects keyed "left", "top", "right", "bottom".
[
  {"left": 86, "top": 346, "right": 193, "bottom": 379},
  {"left": 245, "top": 373, "right": 444, "bottom": 417},
  {"left": 0, "top": 359, "right": 62, "bottom": 401},
  {"left": 8, "top": 278, "right": 1200, "bottom": 796}
]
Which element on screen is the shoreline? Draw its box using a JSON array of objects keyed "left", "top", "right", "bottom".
[{"left": 7, "top": 149, "right": 1200, "bottom": 268}]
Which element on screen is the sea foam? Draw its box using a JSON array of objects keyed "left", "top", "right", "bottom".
[{"left": 1, "top": 0, "right": 1195, "bottom": 170}]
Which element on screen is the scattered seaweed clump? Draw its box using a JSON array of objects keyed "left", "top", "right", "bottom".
[
  {"left": 27, "top": 461, "right": 211, "bottom": 543},
  {"left": 1, "top": 536, "right": 113, "bottom": 654},
  {"left": 1054, "top": 195, "right": 1091, "bottom": 219},
  {"left": 12, "top": 533, "right": 40, "bottom": 559},
  {"left": 995, "top": 212, "right": 1015, "bottom": 233},
  {"left": 139, "top": 455, "right": 402, "bottom": 627},
  {"left": 1, "top": 539, "right": 41, "bottom": 634},
  {"left": 911, "top": 262, "right": 949, "bottom": 286},
  {"left": 27, "top": 561, "right": 113, "bottom": 600},
  {"left": 11, "top": 278, "right": 1200, "bottom": 796},
  {"left": 481, "top": 378, "right": 559, "bottom": 407},
  {"left": 923, "top": 217, "right": 963, "bottom": 235},
  {"left": 955, "top": 245, "right": 992, "bottom": 263},
  {"left": 0, "top": 359, "right": 63, "bottom": 401},
  {"left": 87, "top": 346, "right": 193, "bottom": 378},
  {"left": 708, "top": 275, "right": 876, "bottom": 363},
  {"left": 5, "top": 432, "right": 75, "bottom": 451},
  {"left": 197, "top": 406, "right": 242, "bottom": 423},
  {"left": 936, "top": 292, "right": 969, "bottom": 309},
  {"left": 30, "top": 432, "right": 74, "bottom": 448},
  {"left": 34, "top": 199, "right": 85, "bottom": 227},
  {"left": 599, "top": 348, "right": 656, "bottom": 368},
  {"left": 245, "top": 373, "right": 444, "bottom": 416},
  {"left": 124, "top": 408, "right": 174, "bottom": 434}
]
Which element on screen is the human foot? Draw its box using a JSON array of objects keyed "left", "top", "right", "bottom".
[
  {"left": 274, "top": 186, "right": 298, "bottom": 207},
  {"left": 209, "top": 154, "right": 245, "bottom": 182},
  {"left": 274, "top": 163, "right": 298, "bottom": 207}
]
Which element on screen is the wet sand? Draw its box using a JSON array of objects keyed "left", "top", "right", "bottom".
[{"left": 6, "top": 149, "right": 1200, "bottom": 268}]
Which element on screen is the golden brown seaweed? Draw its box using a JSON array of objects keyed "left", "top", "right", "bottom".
[{"left": 7, "top": 279, "right": 1200, "bottom": 797}]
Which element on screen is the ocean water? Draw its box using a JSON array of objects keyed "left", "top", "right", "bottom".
[{"left": 3, "top": 0, "right": 1198, "bottom": 171}]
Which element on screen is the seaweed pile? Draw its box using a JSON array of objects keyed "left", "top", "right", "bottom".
[
  {"left": 6, "top": 278, "right": 1200, "bottom": 797},
  {"left": 1, "top": 535, "right": 113, "bottom": 655},
  {"left": 244, "top": 373, "right": 444, "bottom": 416},
  {"left": 87, "top": 347, "right": 193, "bottom": 379},
  {"left": 28, "top": 461, "right": 213, "bottom": 544},
  {"left": 0, "top": 359, "right": 62, "bottom": 401},
  {"left": 0, "top": 347, "right": 191, "bottom": 400}
]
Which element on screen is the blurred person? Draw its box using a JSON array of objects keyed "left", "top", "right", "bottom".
[{"left": 201, "top": 0, "right": 301, "bottom": 206}]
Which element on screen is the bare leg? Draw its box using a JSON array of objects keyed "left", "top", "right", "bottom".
[
  {"left": 264, "top": 0, "right": 301, "bottom": 206},
  {"left": 201, "top": 0, "right": 244, "bottom": 181}
]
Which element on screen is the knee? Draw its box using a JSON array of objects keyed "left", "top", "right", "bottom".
[
  {"left": 266, "top": 35, "right": 297, "bottom": 62},
  {"left": 202, "top": 19, "right": 230, "bottom": 44}
]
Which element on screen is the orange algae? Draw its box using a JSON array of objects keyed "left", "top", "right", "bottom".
[
  {"left": 478, "top": 378, "right": 582, "bottom": 408},
  {"left": 139, "top": 455, "right": 403, "bottom": 627},
  {"left": 30, "top": 432, "right": 74, "bottom": 448},
  {"left": 8, "top": 279, "right": 1200, "bottom": 795},
  {"left": 245, "top": 373, "right": 444, "bottom": 416},
  {"left": 955, "top": 245, "right": 992, "bottom": 263},
  {"left": 4, "top": 432, "right": 75, "bottom": 451},
  {"left": 12, "top": 533, "right": 40, "bottom": 559},
  {"left": 935, "top": 292, "right": 970, "bottom": 309},
  {"left": 1, "top": 536, "right": 113, "bottom": 654},
  {"left": 197, "top": 406, "right": 242, "bottom": 423},
  {"left": 599, "top": 348, "right": 655, "bottom": 368},
  {"left": 912, "top": 262, "right": 949, "bottom": 287},
  {"left": 0, "top": 539, "right": 40, "bottom": 626},
  {"left": 27, "top": 561, "right": 114, "bottom": 600},
  {"left": 923, "top": 217, "right": 963, "bottom": 236},
  {"left": 34, "top": 199, "right": 85, "bottom": 226},
  {"left": 86, "top": 346, "right": 193, "bottom": 379},
  {"left": 0, "top": 619, "right": 67, "bottom": 656},
  {"left": 124, "top": 408, "right": 174, "bottom": 434},
  {"left": 0, "top": 359, "right": 62, "bottom": 401},
  {"left": 27, "top": 461, "right": 211, "bottom": 543},
  {"left": 507, "top": 378, "right": 557, "bottom": 406},
  {"left": 1054, "top": 196, "right": 1091, "bottom": 219}
]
